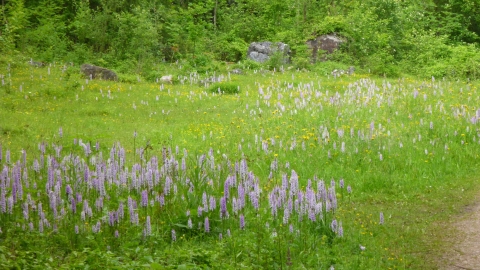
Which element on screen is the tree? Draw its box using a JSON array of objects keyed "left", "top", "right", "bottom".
[{"left": 1, "top": 0, "right": 29, "bottom": 52}]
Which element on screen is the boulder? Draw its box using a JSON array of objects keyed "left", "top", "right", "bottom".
[
  {"left": 160, "top": 75, "right": 173, "bottom": 84},
  {"left": 80, "top": 64, "right": 118, "bottom": 81},
  {"left": 28, "top": 59, "right": 45, "bottom": 67},
  {"left": 230, "top": 69, "right": 243, "bottom": 75},
  {"left": 247, "top": 42, "right": 291, "bottom": 63},
  {"left": 306, "top": 34, "right": 345, "bottom": 62},
  {"left": 347, "top": 66, "right": 355, "bottom": 75},
  {"left": 331, "top": 66, "right": 355, "bottom": 78}
]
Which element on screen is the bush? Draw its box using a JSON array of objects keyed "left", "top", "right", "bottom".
[
  {"left": 208, "top": 82, "right": 240, "bottom": 95},
  {"left": 312, "top": 61, "right": 350, "bottom": 76},
  {"left": 265, "top": 51, "right": 287, "bottom": 71},
  {"left": 145, "top": 70, "right": 165, "bottom": 82},
  {"left": 214, "top": 33, "right": 248, "bottom": 62},
  {"left": 291, "top": 44, "right": 312, "bottom": 70},
  {"left": 0, "top": 53, "right": 27, "bottom": 69},
  {"left": 187, "top": 54, "right": 221, "bottom": 73},
  {"left": 233, "top": 59, "right": 262, "bottom": 70},
  {"left": 400, "top": 32, "right": 480, "bottom": 79},
  {"left": 65, "top": 43, "right": 94, "bottom": 65},
  {"left": 21, "top": 20, "right": 69, "bottom": 62},
  {"left": 364, "top": 51, "right": 400, "bottom": 77},
  {"left": 446, "top": 45, "right": 480, "bottom": 79},
  {"left": 118, "top": 73, "right": 142, "bottom": 84},
  {"left": 310, "top": 15, "right": 349, "bottom": 36}
]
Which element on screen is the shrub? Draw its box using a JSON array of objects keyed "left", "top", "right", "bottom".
[
  {"left": 65, "top": 43, "right": 94, "bottom": 65},
  {"left": 310, "top": 15, "right": 349, "bottom": 36},
  {"left": 446, "top": 44, "right": 480, "bottom": 79},
  {"left": 214, "top": 34, "right": 248, "bottom": 62},
  {"left": 233, "top": 59, "right": 262, "bottom": 70},
  {"left": 145, "top": 70, "right": 177, "bottom": 82},
  {"left": 118, "top": 73, "right": 142, "bottom": 84},
  {"left": 312, "top": 61, "right": 350, "bottom": 75},
  {"left": 208, "top": 82, "right": 240, "bottom": 95},
  {"left": 265, "top": 51, "right": 287, "bottom": 71},
  {"left": 291, "top": 44, "right": 312, "bottom": 70},
  {"left": 364, "top": 51, "right": 400, "bottom": 77},
  {"left": 188, "top": 54, "right": 221, "bottom": 73}
]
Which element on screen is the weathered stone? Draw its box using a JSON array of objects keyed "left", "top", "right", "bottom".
[
  {"left": 160, "top": 75, "right": 173, "bottom": 84},
  {"left": 28, "top": 59, "right": 45, "bottom": 67},
  {"left": 231, "top": 69, "right": 243, "bottom": 75},
  {"left": 247, "top": 42, "right": 291, "bottom": 63},
  {"left": 347, "top": 66, "right": 355, "bottom": 75},
  {"left": 306, "top": 34, "right": 345, "bottom": 62},
  {"left": 80, "top": 64, "right": 118, "bottom": 81},
  {"left": 331, "top": 66, "right": 355, "bottom": 78}
]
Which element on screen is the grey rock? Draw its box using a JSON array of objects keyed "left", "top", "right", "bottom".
[
  {"left": 331, "top": 66, "right": 355, "bottom": 78},
  {"left": 247, "top": 42, "right": 291, "bottom": 63},
  {"left": 331, "top": 69, "right": 344, "bottom": 78},
  {"left": 28, "top": 59, "right": 45, "bottom": 67},
  {"left": 80, "top": 64, "right": 118, "bottom": 81},
  {"left": 347, "top": 66, "right": 355, "bottom": 75},
  {"left": 160, "top": 75, "right": 173, "bottom": 84},
  {"left": 231, "top": 69, "right": 243, "bottom": 75}
]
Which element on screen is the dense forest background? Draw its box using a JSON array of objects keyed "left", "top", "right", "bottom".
[{"left": 1, "top": 0, "right": 480, "bottom": 79}]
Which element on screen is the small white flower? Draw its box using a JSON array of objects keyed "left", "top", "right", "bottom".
[{"left": 359, "top": 245, "right": 366, "bottom": 251}]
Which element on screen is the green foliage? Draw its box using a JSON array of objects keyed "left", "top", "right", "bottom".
[
  {"left": 233, "top": 59, "right": 262, "bottom": 70},
  {"left": 399, "top": 30, "right": 480, "bottom": 79},
  {"left": 144, "top": 70, "right": 165, "bottom": 82},
  {"left": 423, "top": 0, "right": 480, "bottom": 44},
  {"left": 70, "top": 0, "right": 115, "bottom": 53},
  {"left": 447, "top": 45, "right": 480, "bottom": 79},
  {"left": 3, "top": 0, "right": 480, "bottom": 85},
  {"left": 118, "top": 73, "right": 142, "bottom": 84},
  {"left": 214, "top": 32, "right": 248, "bottom": 62},
  {"left": 293, "top": 57, "right": 310, "bottom": 71},
  {"left": 0, "top": 53, "right": 27, "bottom": 70},
  {"left": 265, "top": 51, "right": 288, "bottom": 71},
  {"left": 311, "top": 15, "right": 349, "bottom": 37},
  {"left": 21, "top": 20, "right": 69, "bottom": 61},
  {"left": 290, "top": 44, "right": 311, "bottom": 70},
  {"left": 65, "top": 43, "right": 95, "bottom": 65},
  {"left": 421, "top": 44, "right": 480, "bottom": 79},
  {"left": 187, "top": 54, "right": 222, "bottom": 73},
  {"left": 208, "top": 82, "right": 240, "bottom": 94},
  {"left": 364, "top": 51, "right": 400, "bottom": 77},
  {"left": 312, "top": 61, "right": 351, "bottom": 75},
  {"left": 0, "top": 0, "right": 29, "bottom": 52},
  {"left": 112, "top": 8, "right": 160, "bottom": 70},
  {"left": 62, "top": 67, "right": 82, "bottom": 91}
]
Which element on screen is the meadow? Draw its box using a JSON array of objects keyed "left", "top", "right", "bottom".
[{"left": 0, "top": 61, "right": 480, "bottom": 269}]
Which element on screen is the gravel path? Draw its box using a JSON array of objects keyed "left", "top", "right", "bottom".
[{"left": 441, "top": 201, "right": 480, "bottom": 270}]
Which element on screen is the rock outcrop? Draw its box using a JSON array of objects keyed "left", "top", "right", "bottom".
[
  {"left": 247, "top": 42, "right": 291, "bottom": 63},
  {"left": 80, "top": 64, "right": 118, "bottom": 81},
  {"left": 160, "top": 75, "right": 173, "bottom": 84},
  {"left": 306, "top": 34, "right": 345, "bottom": 62},
  {"left": 28, "top": 59, "right": 46, "bottom": 67}
]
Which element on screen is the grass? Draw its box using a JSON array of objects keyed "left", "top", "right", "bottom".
[{"left": 0, "top": 61, "right": 480, "bottom": 269}]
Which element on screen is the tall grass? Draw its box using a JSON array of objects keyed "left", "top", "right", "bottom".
[{"left": 0, "top": 62, "right": 479, "bottom": 269}]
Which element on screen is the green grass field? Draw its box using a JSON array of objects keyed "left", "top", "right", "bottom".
[{"left": 1, "top": 62, "right": 479, "bottom": 269}]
